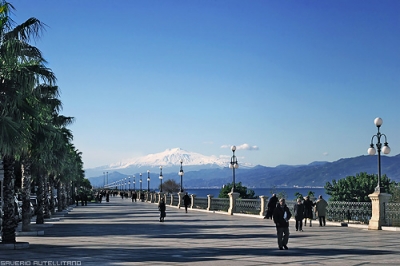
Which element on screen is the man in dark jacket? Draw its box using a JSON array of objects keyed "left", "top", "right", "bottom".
[
  {"left": 273, "top": 198, "right": 292, "bottom": 250},
  {"left": 265, "top": 193, "right": 278, "bottom": 219}
]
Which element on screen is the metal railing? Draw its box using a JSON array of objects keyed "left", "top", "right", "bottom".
[
  {"left": 235, "top": 199, "right": 261, "bottom": 215},
  {"left": 385, "top": 202, "right": 400, "bottom": 226},
  {"left": 141, "top": 192, "right": 400, "bottom": 227},
  {"left": 192, "top": 197, "right": 208, "bottom": 210},
  {"left": 326, "top": 201, "right": 371, "bottom": 224},
  {"left": 210, "top": 198, "right": 229, "bottom": 212}
]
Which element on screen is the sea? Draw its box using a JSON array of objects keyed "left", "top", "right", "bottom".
[{"left": 184, "top": 187, "right": 329, "bottom": 200}]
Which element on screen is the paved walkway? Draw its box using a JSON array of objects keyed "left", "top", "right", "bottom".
[{"left": 2, "top": 196, "right": 400, "bottom": 265}]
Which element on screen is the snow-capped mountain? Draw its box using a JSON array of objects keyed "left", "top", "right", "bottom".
[
  {"left": 84, "top": 148, "right": 249, "bottom": 178},
  {"left": 109, "top": 148, "right": 227, "bottom": 168}
]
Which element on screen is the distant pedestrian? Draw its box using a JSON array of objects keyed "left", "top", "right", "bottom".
[
  {"left": 140, "top": 193, "right": 145, "bottom": 202},
  {"left": 183, "top": 192, "right": 191, "bottom": 213},
  {"left": 97, "top": 193, "right": 102, "bottom": 204},
  {"left": 273, "top": 198, "right": 292, "bottom": 250},
  {"left": 294, "top": 198, "right": 305, "bottom": 231},
  {"left": 303, "top": 196, "right": 315, "bottom": 227},
  {"left": 131, "top": 191, "right": 137, "bottom": 202},
  {"left": 106, "top": 192, "right": 110, "bottom": 202},
  {"left": 75, "top": 195, "right": 80, "bottom": 207},
  {"left": 158, "top": 198, "right": 166, "bottom": 222},
  {"left": 315, "top": 195, "right": 328, "bottom": 226},
  {"left": 264, "top": 193, "right": 278, "bottom": 219},
  {"left": 84, "top": 193, "right": 88, "bottom": 206}
]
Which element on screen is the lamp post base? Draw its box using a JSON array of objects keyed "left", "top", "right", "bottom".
[
  {"left": 227, "top": 192, "right": 240, "bottom": 215},
  {"left": 368, "top": 191, "right": 391, "bottom": 230}
]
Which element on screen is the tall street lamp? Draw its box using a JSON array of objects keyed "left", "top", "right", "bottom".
[
  {"left": 106, "top": 172, "right": 108, "bottom": 187},
  {"left": 179, "top": 159, "right": 184, "bottom": 192},
  {"left": 229, "top": 145, "right": 239, "bottom": 192},
  {"left": 368, "top": 117, "right": 391, "bottom": 193},
  {"left": 103, "top": 172, "right": 106, "bottom": 187},
  {"left": 133, "top": 175, "right": 136, "bottom": 191},
  {"left": 147, "top": 170, "right": 150, "bottom": 192},
  {"left": 128, "top": 176, "right": 131, "bottom": 191},
  {"left": 139, "top": 173, "right": 142, "bottom": 191},
  {"left": 159, "top": 166, "right": 163, "bottom": 192}
]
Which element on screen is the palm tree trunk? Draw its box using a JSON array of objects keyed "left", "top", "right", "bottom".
[
  {"left": 1, "top": 155, "right": 18, "bottom": 243},
  {"left": 57, "top": 181, "right": 62, "bottom": 212},
  {"left": 49, "top": 175, "right": 55, "bottom": 215},
  {"left": 43, "top": 174, "right": 50, "bottom": 219},
  {"left": 21, "top": 160, "right": 32, "bottom": 232},
  {"left": 66, "top": 181, "right": 72, "bottom": 206},
  {"left": 61, "top": 183, "right": 67, "bottom": 210},
  {"left": 35, "top": 174, "right": 44, "bottom": 224}
]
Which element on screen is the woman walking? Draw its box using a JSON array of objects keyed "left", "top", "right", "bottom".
[{"left": 303, "top": 196, "right": 315, "bottom": 227}]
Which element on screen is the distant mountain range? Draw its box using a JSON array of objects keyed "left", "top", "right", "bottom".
[{"left": 86, "top": 148, "right": 400, "bottom": 189}]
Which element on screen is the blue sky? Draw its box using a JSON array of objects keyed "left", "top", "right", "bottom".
[{"left": 12, "top": 1, "right": 400, "bottom": 169}]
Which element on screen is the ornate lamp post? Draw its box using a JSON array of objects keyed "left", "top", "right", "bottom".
[
  {"left": 139, "top": 173, "right": 142, "bottom": 191},
  {"left": 103, "top": 172, "right": 106, "bottom": 187},
  {"left": 229, "top": 145, "right": 239, "bottom": 192},
  {"left": 106, "top": 172, "right": 108, "bottom": 187},
  {"left": 147, "top": 170, "right": 150, "bottom": 192},
  {"left": 133, "top": 175, "right": 136, "bottom": 191},
  {"left": 159, "top": 166, "right": 163, "bottom": 192},
  {"left": 368, "top": 117, "right": 391, "bottom": 193},
  {"left": 128, "top": 176, "right": 131, "bottom": 191},
  {"left": 179, "top": 159, "right": 184, "bottom": 192}
]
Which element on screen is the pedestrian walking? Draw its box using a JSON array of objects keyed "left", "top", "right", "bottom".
[
  {"left": 303, "top": 195, "right": 315, "bottom": 227},
  {"left": 131, "top": 191, "right": 137, "bottom": 202},
  {"left": 183, "top": 192, "right": 191, "bottom": 213},
  {"left": 75, "top": 195, "right": 80, "bottom": 207},
  {"left": 294, "top": 198, "right": 305, "bottom": 231},
  {"left": 315, "top": 195, "right": 328, "bottom": 226},
  {"left": 264, "top": 193, "right": 278, "bottom": 219},
  {"left": 158, "top": 198, "right": 166, "bottom": 222},
  {"left": 273, "top": 198, "right": 292, "bottom": 250}
]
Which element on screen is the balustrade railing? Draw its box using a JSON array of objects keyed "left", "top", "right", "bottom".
[
  {"left": 326, "top": 201, "right": 371, "bottom": 224},
  {"left": 235, "top": 199, "right": 260, "bottom": 215},
  {"left": 385, "top": 202, "right": 400, "bottom": 226},
  {"left": 210, "top": 198, "right": 229, "bottom": 212},
  {"left": 172, "top": 195, "right": 179, "bottom": 206},
  {"left": 144, "top": 193, "right": 400, "bottom": 228},
  {"left": 192, "top": 197, "right": 208, "bottom": 210}
]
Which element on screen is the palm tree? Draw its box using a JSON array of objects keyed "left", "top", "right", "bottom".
[
  {"left": 19, "top": 84, "right": 60, "bottom": 229},
  {"left": 0, "top": 1, "right": 56, "bottom": 243}
]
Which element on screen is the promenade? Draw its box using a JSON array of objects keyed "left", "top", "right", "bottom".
[{"left": 2, "top": 196, "right": 400, "bottom": 265}]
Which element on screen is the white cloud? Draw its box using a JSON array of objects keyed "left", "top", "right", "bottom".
[
  {"left": 220, "top": 143, "right": 259, "bottom": 151},
  {"left": 237, "top": 144, "right": 259, "bottom": 151},
  {"left": 323, "top": 152, "right": 329, "bottom": 156}
]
